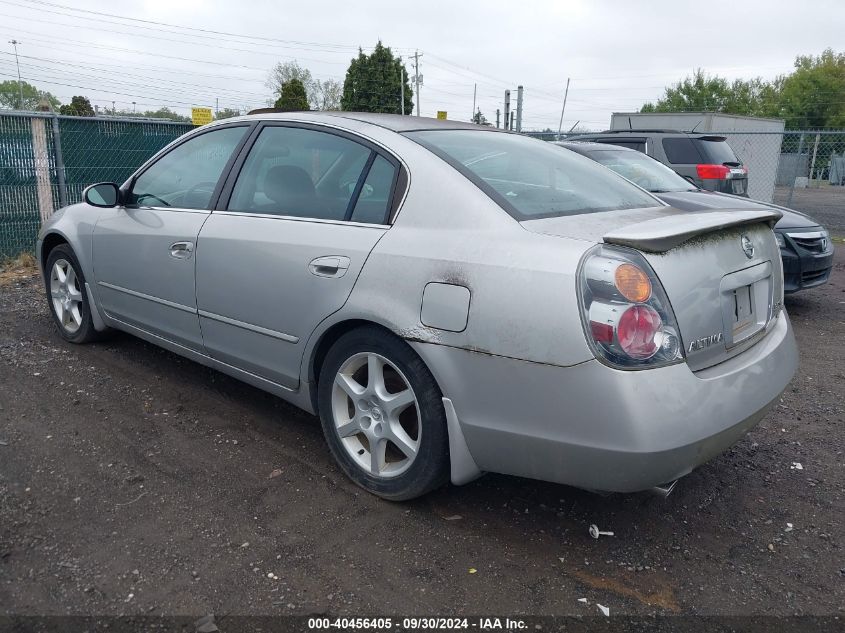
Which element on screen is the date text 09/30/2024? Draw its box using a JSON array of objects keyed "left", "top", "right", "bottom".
[{"left": 307, "top": 617, "right": 530, "bottom": 630}]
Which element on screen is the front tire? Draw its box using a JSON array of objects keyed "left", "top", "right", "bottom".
[
  {"left": 44, "top": 244, "right": 100, "bottom": 344},
  {"left": 317, "top": 327, "right": 450, "bottom": 500}
]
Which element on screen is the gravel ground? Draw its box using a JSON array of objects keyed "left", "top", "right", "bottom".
[
  {"left": 773, "top": 185, "right": 845, "bottom": 236},
  {"left": 0, "top": 251, "right": 843, "bottom": 618}
]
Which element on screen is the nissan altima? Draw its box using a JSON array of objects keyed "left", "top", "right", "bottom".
[{"left": 37, "top": 113, "right": 797, "bottom": 500}]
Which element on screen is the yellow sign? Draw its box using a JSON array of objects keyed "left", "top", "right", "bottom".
[
  {"left": 436, "top": 111, "right": 447, "bottom": 120},
  {"left": 191, "top": 107, "right": 213, "bottom": 126}
]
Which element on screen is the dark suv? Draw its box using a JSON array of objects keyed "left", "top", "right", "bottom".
[{"left": 568, "top": 130, "right": 749, "bottom": 196}]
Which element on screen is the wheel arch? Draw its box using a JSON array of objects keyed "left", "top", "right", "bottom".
[
  {"left": 40, "top": 231, "right": 69, "bottom": 274},
  {"left": 307, "top": 318, "right": 398, "bottom": 412}
]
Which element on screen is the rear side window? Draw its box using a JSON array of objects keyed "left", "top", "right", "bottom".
[
  {"left": 661, "top": 138, "right": 703, "bottom": 164},
  {"left": 407, "top": 130, "right": 659, "bottom": 220},
  {"left": 349, "top": 155, "right": 397, "bottom": 224}
]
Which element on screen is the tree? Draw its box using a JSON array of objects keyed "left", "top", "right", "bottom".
[
  {"left": 0, "top": 80, "right": 60, "bottom": 111},
  {"left": 215, "top": 107, "right": 241, "bottom": 120},
  {"left": 315, "top": 78, "right": 342, "bottom": 111},
  {"left": 472, "top": 109, "right": 490, "bottom": 126},
  {"left": 274, "top": 79, "right": 309, "bottom": 112},
  {"left": 267, "top": 60, "right": 340, "bottom": 111},
  {"left": 140, "top": 107, "right": 191, "bottom": 123},
  {"left": 341, "top": 42, "right": 413, "bottom": 114},
  {"left": 639, "top": 69, "right": 770, "bottom": 115},
  {"left": 59, "top": 95, "right": 95, "bottom": 117},
  {"left": 775, "top": 49, "right": 845, "bottom": 128}
]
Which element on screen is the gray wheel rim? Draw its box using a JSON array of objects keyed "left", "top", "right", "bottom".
[
  {"left": 50, "top": 259, "right": 83, "bottom": 334},
  {"left": 331, "top": 352, "right": 421, "bottom": 479}
]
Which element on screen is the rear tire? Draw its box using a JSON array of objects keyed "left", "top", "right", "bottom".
[
  {"left": 317, "top": 326, "right": 450, "bottom": 500},
  {"left": 44, "top": 244, "right": 100, "bottom": 344}
]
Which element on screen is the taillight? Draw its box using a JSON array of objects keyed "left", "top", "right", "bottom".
[
  {"left": 696, "top": 164, "right": 730, "bottom": 180},
  {"left": 579, "top": 245, "right": 684, "bottom": 369}
]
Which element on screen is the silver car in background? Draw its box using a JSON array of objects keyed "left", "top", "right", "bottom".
[{"left": 37, "top": 113, "right": 797, "bottom": 500}]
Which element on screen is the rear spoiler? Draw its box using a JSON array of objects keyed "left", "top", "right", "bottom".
[{"left": 603, "top": 209, "right": 782, "bottom": 253}]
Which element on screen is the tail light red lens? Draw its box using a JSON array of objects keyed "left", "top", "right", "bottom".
[
  {"left": 696, "top": 164, "right": 731, "bottom": 180},
  {"left": 617, "top": 304, "right": 661, "bottom": 359}
]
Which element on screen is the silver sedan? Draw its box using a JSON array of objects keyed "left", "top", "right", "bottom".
[{"left": 37, "top": 112, "right": 797, "bottom": 500}]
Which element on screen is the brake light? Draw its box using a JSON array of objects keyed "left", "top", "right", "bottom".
[
  {"left": 617, "top": 304, "right": 661, "bottom": 359},
  {"left": 696, "top": 164, "right": 731, "bottom": 180},
  {"left": 579, "top": 246, "right": 684, "bottom": 369}
]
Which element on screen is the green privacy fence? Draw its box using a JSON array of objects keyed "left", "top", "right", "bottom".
[{"left": 0, "top": 111, "right": 192, "bottom": 258}]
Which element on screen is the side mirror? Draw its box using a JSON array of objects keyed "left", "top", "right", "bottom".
[{"left": 83, "top": 182, "right": 120, "bottom": 208}]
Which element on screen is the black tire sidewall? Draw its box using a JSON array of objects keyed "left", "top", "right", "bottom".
[
  {"left": 317, "top": 327, "right": 450, "bottom": 501},
  {"left": 44, "top": 245, "right": 97, "bottom": 344}
]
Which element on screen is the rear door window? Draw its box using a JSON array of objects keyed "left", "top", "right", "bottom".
[
  {"left": 662, "top": 138, "right": 703, "bottom": 164},
  {"left": 228, "top": 126, "right": 372, "bottom": 221}
]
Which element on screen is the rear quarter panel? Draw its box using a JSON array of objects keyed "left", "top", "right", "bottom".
[{"left": 324, "top": 130, "right": 596, "bottom": 370}]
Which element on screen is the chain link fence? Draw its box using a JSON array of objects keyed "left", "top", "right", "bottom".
[
  {"left": 0, "top": 111, "right": 191, "bottom": 258},
  {"left": 3, "top": 115, "right": 845, "bottom": 260}
]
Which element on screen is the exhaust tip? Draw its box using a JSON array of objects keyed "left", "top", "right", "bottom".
[{"left": 650, "top": 479, "right": 679, "bottom": 498}]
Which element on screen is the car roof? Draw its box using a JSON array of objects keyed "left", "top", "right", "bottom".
[
  {"left": 244, "top": 110, "right": 498, "bottom": 133},
  {"left": 570, "top": 130, "right": 727, "bottom": 141},
  {"left": 556, "top": 140, "right": 637, "bottom": 152}
]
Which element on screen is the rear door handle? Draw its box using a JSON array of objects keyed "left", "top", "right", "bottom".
[
  {"left": 170, "top": 241, "right": 194, "bottom": 259},
  {"left": 309, "top": 256, "right": 350, "bottom": 278}
]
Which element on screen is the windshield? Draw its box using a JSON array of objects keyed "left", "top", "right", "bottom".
[
  {"left": 581, "top": 147, "right": 697, "bottom": 193},
  {"left": 405, "top": 130, "right": 660, "bottom": 220}
]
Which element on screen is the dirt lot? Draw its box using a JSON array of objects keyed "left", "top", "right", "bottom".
[
  {"left": 0, "top": 252, "right": 843, "bottom": 619},
  {"left": 773, "top": 185, "right": 845, "bottom": 236}
]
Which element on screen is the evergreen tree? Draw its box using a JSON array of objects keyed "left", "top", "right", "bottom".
[
  {"left": 341, "top": 42, "right": 413, "bottom": 114},
  {"left": 274, "top": 78, "right": 310, "bottom": 112}
]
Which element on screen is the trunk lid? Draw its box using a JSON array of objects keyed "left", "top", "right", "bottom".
[{"left": 522, "top": 206, "right": 784, "bottom": 371}]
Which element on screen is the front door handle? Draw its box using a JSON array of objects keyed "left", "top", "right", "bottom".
[
  {"left": 170, "top": 241, "right": 194, "bottom": 259},
  {"left": 309, "top": 256, "right": 350, "bottom": 278}
]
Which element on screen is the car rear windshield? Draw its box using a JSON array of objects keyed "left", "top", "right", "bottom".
[
  {"left": 662, "top": 137, "right": 740, "bottom": 165},
  {"left": 406, "top": 130, "right": 659, "bottom": 220},
  {"left": 582, "top": 148, "right": 695, "bottom": 193}
]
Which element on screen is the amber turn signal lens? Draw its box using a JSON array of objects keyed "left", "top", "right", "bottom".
[{"left": 614, "top": 263, "right": 652, "bottom": 303}]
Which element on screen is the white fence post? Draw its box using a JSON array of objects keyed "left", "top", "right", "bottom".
[{"left": 30, "top": 116, "right": 54, "bottom": 224}]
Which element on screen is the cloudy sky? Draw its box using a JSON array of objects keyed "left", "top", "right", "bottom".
[{"left": 1, "top": 0, "right": 843, "bottom": 130}]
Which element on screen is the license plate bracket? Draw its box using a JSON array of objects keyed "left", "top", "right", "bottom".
[{"left": 720, "top": 261, "right": 773, "bottom": 348}]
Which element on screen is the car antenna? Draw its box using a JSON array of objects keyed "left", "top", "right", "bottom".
[
  {"left": 628, "top": 116, "right": 632, "bottom": 130},
  {"left": 690, "top": 119, "right": 702, "bottom": 133}
]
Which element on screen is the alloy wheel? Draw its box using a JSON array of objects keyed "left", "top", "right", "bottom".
[
  {"left": 50, "top": 259, "right": 84, "bottom": 334},
  {"left": 331, "top": 352, "right": 421, "bottom": 478}
]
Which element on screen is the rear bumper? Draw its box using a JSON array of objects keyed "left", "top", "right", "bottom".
[
  {"left": 781, "top": 247, "right": 834, "bottom": 293},
  {"left": 411, "top": 310, "right": 797, "bottom": 492}
]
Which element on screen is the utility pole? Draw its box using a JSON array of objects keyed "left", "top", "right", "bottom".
[
  {"left": 413, "top": 51, "right": 422, "bottom": 117},
  {"left": 111, "top": 100, "right": 116, "bottom": 115},
  {"left": 132, "top": 101, "right": 136, "bottom": 114},
  {"left": 215, "top": 97, "right": 219, "bottom": 116},
  {"left": 471, "top": 83, "right": 476, "bottom": 122},
  {"left": 9, "top": 40, "right": 23, "bottom": 110},
  {"left": 400, "top": 66, "right": 405, "bottom": 115},
  {"left": 503, "top": 90, "right": 511, "bottom": 130},
  {"left": 515, "top": 85, "right": 523, "bottom": 133},
  {"left": 496, "top": 108, "right": 500, "bottom": 128},
  {"left": 556, "top": 78, "right": 570, "bottom": 140}
]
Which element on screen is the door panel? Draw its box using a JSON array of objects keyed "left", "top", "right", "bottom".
[
  {"left": 93, "top": 208, "right": 209, "bottom": 350},
  {"left": 92, "top": 125, "right": 250, "bottom": 350},
  {"left": 195, "top": 214, "right": 385, "bottom": 388}
]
